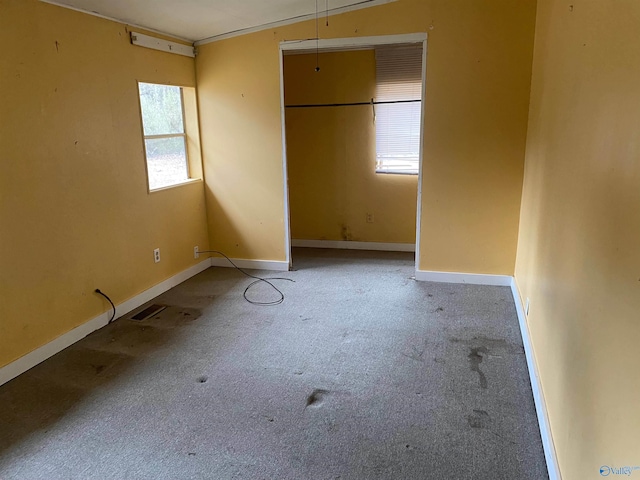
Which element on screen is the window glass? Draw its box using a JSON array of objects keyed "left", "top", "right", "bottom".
[
  {"left": 138, "top": 82, "right": 189, "bottom": 190},
  {"left": 139, "top": 83, "right": 184, "bottom": 136},
  {"left": 144, "top": 137, "right": 188, "bottom": 190}
]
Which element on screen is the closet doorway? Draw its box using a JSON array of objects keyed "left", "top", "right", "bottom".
[{"left": 279, "top": 34, "right": 427, "bottom": 271}]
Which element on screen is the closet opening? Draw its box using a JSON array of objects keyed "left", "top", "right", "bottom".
[{"left": 279, "top": 34, "right": 427, "bottom": 272}]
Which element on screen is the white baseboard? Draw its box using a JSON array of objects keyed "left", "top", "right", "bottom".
[
  {"left": 0, "top": 312, "right": 111, "bottom": 388},
  {"left": 414, "top": 269, "right": 512, "bottom": 286},
  {"left": 510, "top": 278, "right": 561, "bottom": 480},
  {"left": 0, "top": 259, "right": 212, "bottom": 387},
  {"left": 210, "top": 257, "right": 290, "bottom": 271},
  {"left": 292, "top": 239, "right": 415, "bottom": 252}
]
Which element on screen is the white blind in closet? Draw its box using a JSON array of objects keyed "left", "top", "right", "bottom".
[{"left": 375, "top": 45, "right": 423, "bottom": 174}]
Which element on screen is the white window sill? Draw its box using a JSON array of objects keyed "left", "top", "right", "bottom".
[
  {"left": 375, "top": 170, "right": 419, "bottom": 176},
  {"left": 149, "top": 178, "right": 202, "bottom": 193}
]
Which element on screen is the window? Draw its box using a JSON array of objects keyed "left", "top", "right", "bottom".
[
  {"left": 138, "top": 82, "right": 190, "bottom": 190},
  {"left": 375, "top": 45, "right": 423, "bottom": 175}
]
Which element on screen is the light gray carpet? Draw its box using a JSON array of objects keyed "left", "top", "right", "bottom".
[{"left": 0, "top": 248, "right": 548, "bottom": 479}]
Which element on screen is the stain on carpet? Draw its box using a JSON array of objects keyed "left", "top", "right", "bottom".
[
  {"left": 306, "top": 389, "right": 330, "bottom": 408},
  {"left": 468, "top": 346, "right": 489, "bottom": 389}
]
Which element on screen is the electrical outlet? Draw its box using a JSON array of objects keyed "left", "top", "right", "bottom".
[
  {"left": 194, "top": 246, "right": 199, "bottom": 259},
  {"left": 154, "top": 248, "right": 160, "bottom": 263},
  {"left": 366, "top": 213, "right": 374, "bottom": 223},
  {"left": 525, "top": 298, "right": 530, "bottom": 316}
]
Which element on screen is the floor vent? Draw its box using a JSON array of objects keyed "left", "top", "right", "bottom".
[{"left": 130, "top": 304, "right": 167, "bottom": 321}]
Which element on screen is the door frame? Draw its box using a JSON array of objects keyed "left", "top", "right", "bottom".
[{"left": 278, "top": 33, "right": 428, "bottom": 272}]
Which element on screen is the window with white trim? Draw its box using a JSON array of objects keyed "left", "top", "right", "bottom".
[
  {"left": 138, "top": 82, "right": 190, "bottom": 190},
  {"left": 375, "top": 45, "right": 423, "bottom": 175}
]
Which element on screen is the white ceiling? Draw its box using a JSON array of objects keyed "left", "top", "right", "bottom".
[{"left": 42, "top": 0, "right": 391, "bottom": 43}]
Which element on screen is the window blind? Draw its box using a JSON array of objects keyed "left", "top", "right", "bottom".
[{"left": 375, "top": 45, "right": 423, "bottom": 174}]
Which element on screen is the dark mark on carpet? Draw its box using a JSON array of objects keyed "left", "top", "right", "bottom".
[
  {"left": 468, "top": 409, "right": 490, "bottom": 428},
  {"left": 402, "top": 345, "right": 425, "bottom": 363},
  {"left": 468, "top": 347, "right": 488, "bottom": 389},
  {"left": 450, "top": 335, "right": 522, "bottom": 355},
  {"left": 306, "top": 389, "right": 329, "bottom": 408}
]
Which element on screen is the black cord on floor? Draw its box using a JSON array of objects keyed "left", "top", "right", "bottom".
[
  {"left": 95, "top": 289, "right": 116, "bottom": 323},
  {"left": 199, "top": 250, "right": 294, "bottom": 306}
]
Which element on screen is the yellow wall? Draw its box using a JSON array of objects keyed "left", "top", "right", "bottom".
[
  {"left": 196, "top": 0, "right": 536, "bottom": 274},
  {"left": 284, "top": 50, "right": 418, "bottom": 244},
  {"left": 515, "top": 1, "right": 640, "bottom": 478},
  {"left": 0, "top": 0, "right": 209, "bottom": 368}
]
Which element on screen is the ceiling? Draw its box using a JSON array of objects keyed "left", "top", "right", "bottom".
[{"left": 42, "top": 0, "right": 391, "bottom": 44}]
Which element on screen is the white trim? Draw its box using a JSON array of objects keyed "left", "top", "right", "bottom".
[
  {"left": 292, "top": 239, "right": 415, "bottom": 252},
  {"left": 414, "top": 270, "right": 512, "bottom": 286},
  {"left": 144, "top": 133, "right": 187, "bottom": 140},
  {"left": 510, "top": 278, "right": 561, "bottom": 480},
  {"left": 0, "top": 259, "right": 211, "bottom": 387},
  {"left": 38, "top": 0, "right": 194, "bottom": 43},
  {"left": 148, "top": 178, "right": 201, "bottom": 193},
  {"left": 131, "top": 31, "right": 195, "bottom": 57},
  {"left": 195, "top": 0, "right": 398, "bottom": 46},
  {"left": 210, "top": 257, "right": 290, "bottom": 272},
  {"left": 280, "top": 33, "right": 426, "bottom": 53},
  {"left": 279, "top": 48, "right": 293, "bottom": 269},
  {"left": 414, "top": 38, "right": 428, "bottom": 274},
  {"left": 0, "top": 314, "right": 109, "bottom": 388},
  {"left": 117, "top": 259, "right": 212, "bottom": 315}
]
